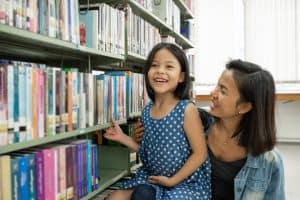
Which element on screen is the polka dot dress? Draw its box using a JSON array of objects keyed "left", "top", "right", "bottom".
[{"left": 121, "top": 100, "right": 211, "bottom": 200}]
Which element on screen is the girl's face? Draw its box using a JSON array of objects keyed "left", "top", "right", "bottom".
[
  {"left": 148, "top": 48, "right": 185, "bottom": 96},
  {"left": 209, "top": 69, "right": 242, "bottom": 118}
]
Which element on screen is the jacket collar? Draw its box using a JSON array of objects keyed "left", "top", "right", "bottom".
[{"left": 244, "top": 153, "right": 267, "bottom": 168}]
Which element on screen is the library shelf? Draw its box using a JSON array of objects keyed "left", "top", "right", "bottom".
[
  {"left": 83, "top": 169, "right": 128, "bottom": 200},
  {"left": 126, "top": 0, "right": 194, "bottom": 49},
  {"left": 173, "top": 0, "right": 194, "bottom": 19},
  {"left": 0, "top": 24, "right": 124, "bottom": 67},
  {"left": 0, "top": 119, "right": 127, "bottom": 155}
]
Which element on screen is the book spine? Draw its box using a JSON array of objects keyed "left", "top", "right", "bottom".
[
  {"left": 0, "top": 63, "right": 8, "bottom": 146},
  {"left": 35, "top": 151, "right": 44, "bottom": 200},
  {"left": 10, "top": 157, "right": 19, "bottom": 200},
  {"left": 26, "top": 65, "right": 33, "bottom": 141},
  {"left": 0, "top": 155, "right": 12, "bottom": 200}
]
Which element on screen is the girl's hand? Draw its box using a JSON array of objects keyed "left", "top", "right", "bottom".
[
  {"left": 149, "top": 176, "right": 175, "bottom": 187},
  {"left": 104, "top": 118, "right": 126, "bottom": 142},
  {"left": 133, "top": 118, "right": 144, "bottom": 143}
]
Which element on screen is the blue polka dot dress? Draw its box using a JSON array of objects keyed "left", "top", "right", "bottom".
[{"left": 121, "top": 100, "right": 212, "bottom": 200}]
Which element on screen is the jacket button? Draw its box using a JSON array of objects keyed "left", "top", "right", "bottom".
[{"left": 237, "top": 188, "right": 242, "bottom": 192}]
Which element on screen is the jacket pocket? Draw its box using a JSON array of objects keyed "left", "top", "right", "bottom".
[{"left": 246, "top": 179, "right": 266, "bottom": 191}]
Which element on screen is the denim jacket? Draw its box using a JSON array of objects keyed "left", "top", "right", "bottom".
[
  {"left": 234, "top": 149, "right": 285, "bottom": 200},
  {"left": 198, "top": 108, "right": 285, "bottom": 200}
]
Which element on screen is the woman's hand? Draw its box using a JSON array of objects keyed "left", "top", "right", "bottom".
[
  {"left": 149, "top": 176, "right": 176, "bottom": 187},
  {"left": 133, "top": 118, "right": 144, "bottom": 143}
]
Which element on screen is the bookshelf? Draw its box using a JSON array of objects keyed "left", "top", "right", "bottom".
[
  {"left": 0, "top": 0, "right": 195, "bottom": 199},
  {"left": 0, "top": 24, "right": 124, "bottom": 69},
  {"left": 173, "top": 0, "right": 194, "bottom": 19}
]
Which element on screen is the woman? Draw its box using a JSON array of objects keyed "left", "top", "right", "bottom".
[{"left": 132, "top": 59, "right": 285, "bottom": 200}]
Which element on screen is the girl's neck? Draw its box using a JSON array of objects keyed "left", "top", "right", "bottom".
[
  {"left": 150, "top": 95, "right": 180, "bottom": 119},
  {"left": 154, "top": 94, "right": 179, "bottom": 108}
]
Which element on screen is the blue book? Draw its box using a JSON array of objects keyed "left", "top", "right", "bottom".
[
  {"left": 12, "top": 155, "right": 30, "bottom": 200},
  {"left": 11, "top": 157, "right": 19, "bottom": 200},
  {"left": 13, "top": 62, "right": 19, "bottom": 143},
  {"left": 86, "top": 140, "right": 92, "bottom": 193},
  {"left": 79, "top": 9, "right": 99, "bottom": 49},
  {"left": 17, "top": 152, "right": 37, "bottom": 200}
]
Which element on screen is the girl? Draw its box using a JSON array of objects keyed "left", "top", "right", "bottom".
[{"left": 104, "top": 43, "right": 211, "bottom": 200}]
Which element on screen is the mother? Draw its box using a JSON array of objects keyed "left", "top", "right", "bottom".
[{"left": 132, "top": 59, "right": 285, "bottom": 200}]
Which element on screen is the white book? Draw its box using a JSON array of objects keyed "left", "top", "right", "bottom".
[{"left": 25, "top": 64, "right": 33, "bottom": 141}]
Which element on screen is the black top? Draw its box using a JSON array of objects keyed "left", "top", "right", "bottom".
[{"left": 208, "top": 147, "right": 247, "bottom": 200}]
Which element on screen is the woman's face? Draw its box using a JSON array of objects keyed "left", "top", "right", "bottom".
[{"left": 209, "top": 69, "right": 241, "bottom": 119}]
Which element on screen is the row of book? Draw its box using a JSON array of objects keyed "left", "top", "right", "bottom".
[
  {"left": 126, "top": 6, "right": 162, "bottom": 57},
  {"left": 0, "top": 0, "right": 80, "bottom": 45},
  {"left": 134, "top": 0, "right": 193, "bottom": 43},
  {"left": 0, "top": 139, "right": 99, "bottom": 200},
  {"left": 0, "top": 60, "right": 147, "bottom": 146},
  {"left": 79, "top": 3, "right": 125, "bottom": 55}
]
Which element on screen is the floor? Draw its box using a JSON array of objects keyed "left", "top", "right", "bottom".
[{"left": 277, "top": 142, "right": 300, "bottom": 200}]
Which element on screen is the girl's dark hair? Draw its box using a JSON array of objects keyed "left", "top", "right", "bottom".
[
  {"left": 144, "top": 42, "right": 191, "bottom": 102},
  {"left": 227, "top": 59, "right": 276, "bottom": 156}
]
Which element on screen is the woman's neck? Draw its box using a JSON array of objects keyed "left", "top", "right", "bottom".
[{"left": 216, "top": 117, "right": 241, "bottom": 139}]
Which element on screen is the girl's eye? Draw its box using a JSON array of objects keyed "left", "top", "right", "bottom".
[
  {"left": 167, "top": 65, "right": 174, "bottom": 69},
  {"left": 151, "top": 63, "right": 158, "bottom": 67}
]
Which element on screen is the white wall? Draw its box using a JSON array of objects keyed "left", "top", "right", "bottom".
[
  {"left": 276, "top": 101, "right": 300, "bottom": 142},
  {"left": 196, "top": 100, "right": 300, "bottom": 141},
  {"left": 193, "top": 0, "right": 244, "bottom": 85},
  {"left": 193, "top": 0, "right": 300, "bottom": 142}
]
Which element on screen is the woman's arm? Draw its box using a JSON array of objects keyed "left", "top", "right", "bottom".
[
  {"left": 149, "top": 103, "right": 207, "bottom": 187},
  {"left": 104, "top": 118, "right": 140, "bottom": 152},
  {"left": 264, "top": 150, "right": 285, "bottom": 200},
  {"left": 132, "top": 118, "right": 144, "bottom": 143}
]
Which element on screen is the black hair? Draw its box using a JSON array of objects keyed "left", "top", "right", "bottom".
[
  {"left": 144, "top": 42, "right": 191, "bottom": 102},
  {"left": 226, "top": 59, "right": 276, "bottom": 156}
]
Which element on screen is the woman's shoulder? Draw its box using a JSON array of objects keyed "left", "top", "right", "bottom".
[
  {"left": 196, "top": 107, "right": 215, "bottom": 133},
  {"left": 248, "top": 148, "right": 284, "bottom": 170},
  {"left": 262, "top": 148, "right": 284, "bottom": 167}
]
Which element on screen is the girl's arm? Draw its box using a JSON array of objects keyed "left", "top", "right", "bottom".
[
  {"left": 149, "top": 103, "right": 207, "bottom": 187},
  {"left": 104, "top": 118, "right": 140, "bottom": 152}
]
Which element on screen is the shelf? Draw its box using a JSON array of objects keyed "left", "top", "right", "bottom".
[
  {"left": 126, "top": 0, "right": 194, "bottom": 49},
  {"left": 0, "top": 24, "right": 124, "bottom": 67},
  {"left": 83, "top": 169, "right": 128, "bottom": 200},
  {"left": 128, "top": 112, "right": 141, "bottom": 119},
  {"left": 173, "top": 0, "right": 194, "bottom": 19},
  {"left": 168, "top": 30, "right": 194, "bottom": 49},
  {"left": 0, "top": 119, "right": 127, "bottom": 155},
  {"left": 126, "top": 52, "right": 147, "bottom": 64}
]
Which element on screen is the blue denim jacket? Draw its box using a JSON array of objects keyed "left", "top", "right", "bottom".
[
  {"left": 199, "top": 109, "right": 285, "bottom": 200},
  {"left": 234, "top": 149, "right": 285, "bottom": 200}
]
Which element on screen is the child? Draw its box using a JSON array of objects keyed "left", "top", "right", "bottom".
[{"left": 104, "top": 43, "right": 211, "bottom": 200}]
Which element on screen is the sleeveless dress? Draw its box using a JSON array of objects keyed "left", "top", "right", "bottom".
[{"left": 121, "top": 100, "right": 211, "bottom": 200}]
